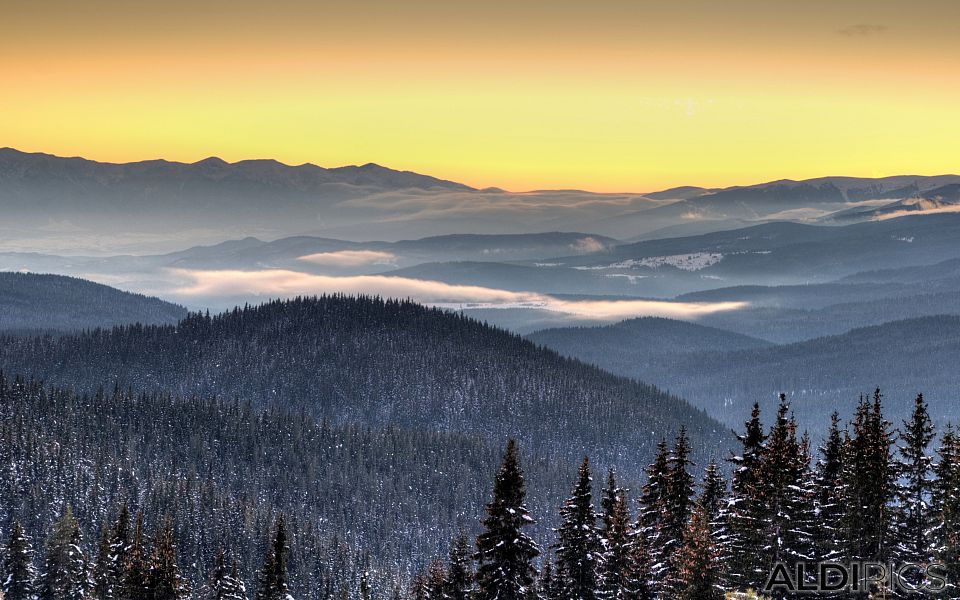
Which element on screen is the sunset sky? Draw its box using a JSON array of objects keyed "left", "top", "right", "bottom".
[{"left": 3, "top": 0, "right": 959, "bottom": 192}]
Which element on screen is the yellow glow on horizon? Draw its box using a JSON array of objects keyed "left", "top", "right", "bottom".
[{"left": 3, "top": 0, "right": 959, "bottom": 192}]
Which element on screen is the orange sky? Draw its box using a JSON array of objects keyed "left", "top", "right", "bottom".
[{"left": 2, "top": 0, "right": 959, "bottom": 191}]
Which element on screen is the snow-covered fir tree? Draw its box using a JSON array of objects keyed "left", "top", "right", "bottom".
[
  {"left": 697, "top": 461, "right": 728, "bottom": 585},
  {"left": 635, "top": 441, "right": 669, "bottom": 594},
  {"left": 661, "top": 428, "right": 695, "bottom": 596},
  {"left": 843, "top": 390, "right": 897, "bottom": 563},
  {"left": 121, "top": 513, "right": 148, "bottom": 600},
  {"left": 39, "top": 506, "right": 93, "bottom": 600},
  {"left": 474, "top": 440, "right": 540, "bottom": 600},
  {"left": 674, "top": 501, "right": 723, "bottom": 600},
  {"left": 146, "top": 518, "right": 188, "bottom": 600},
  {"left": 256, "top": 516, "right": 292, "bottom": 600},
  {"left": 812, "top": 412, "right": 847, "bottom": 563},
  {"left": 3, "top": 521, "right": 37, "bottom": 600},
  {"left": 553, "top": 457, "right": 600, "bottom": 600},
  {"left": 596, "top": 471, "right": 630, "bottom": 600},
  {"left": 726, "top": 403, "right": 768, "bottom": 591},
  {"left": 932, "top": 426, "right": 960, "bottom": 596},
  {"left": 442, "top": 534, "right": 473, "bottom": 600},
  {"left": 894, "top": 393, "right": 936, "bottom": 582}
]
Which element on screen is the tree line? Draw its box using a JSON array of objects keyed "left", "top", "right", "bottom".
[
  {"left": 1, "top": 506, "right": 290, "bottom": 600},
  {"left": 412, "top": 390, "right": 960, "bottom": 599}
]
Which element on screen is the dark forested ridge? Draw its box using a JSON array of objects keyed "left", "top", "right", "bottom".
[
  {"left": 0, "top": 272, "right": 187, "bottom": 331},
  {"left": 532, "top": 313, "right": 960, "bottom": 436},
  {"left": 526, "top": 317, "right": 771, "bottom": 376},
  {"left": 0, "top": 295, "right": 727, "bottom": 469}
]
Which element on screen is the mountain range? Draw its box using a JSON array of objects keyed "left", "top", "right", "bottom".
[{"left": 3, "top": 148, "right": 959, "bottom": 253}]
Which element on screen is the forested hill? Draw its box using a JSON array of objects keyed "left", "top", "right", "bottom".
[
  {"left": 0, "top": 295, "right": 726, "bottom": 468},
  {"left": 0, "top": 271, "right": 186, "bottom": 331}
]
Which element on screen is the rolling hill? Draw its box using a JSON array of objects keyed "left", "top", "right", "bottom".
[
  {"left": 0, "top": 294, "right": 728, "bottom": 468},
  {"left": 0, "top": 271, "right": 186, "bottom": 330},
  {"left": 533, "top": 315, "right": 960, "bottom": 436}
]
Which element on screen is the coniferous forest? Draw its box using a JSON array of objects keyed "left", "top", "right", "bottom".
[{"left": 2, "top": 342, "right": 960, "bottom": 598}]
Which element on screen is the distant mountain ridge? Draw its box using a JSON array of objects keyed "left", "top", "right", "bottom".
[
  {"left": 4, "top": 147, "right": 960, "bottom": 251},
  {"left": 0, "top": 147, "right": 474, "bottom": 193}
]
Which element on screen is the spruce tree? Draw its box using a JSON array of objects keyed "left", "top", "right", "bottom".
[
  {"left": 698, "top": 461, "right": 729, "bottom": 587},
  {"left": 443, "top": 534, "right": 473, "bottom": 600},
  {"left": 146, "top": 518, "right": 188, "bottom": 600},
  {"left": 726, "top": 403, "right": 767, "bottom": 591},
  {"left": 661, "top": 428, "right": 694, "bottom": 596},
  {"left": 596, "top": 471, "right": 631, "bottom": 600},
  {"left": 204, "top": 548, "right": 230, "bottom": 600},
  {"left": 749, "top": 399, "right": 816, "bottom": 596},
  {"left": 121, "top": 512, "right": 148, "bottom": 600},
  {"left": 359, "top": 571, "right": 371, "bottom": 600},
  {"left": 539, "top": 562, "right": 554, "bottom": 600},
  {"left": 932, "top": 427, "right": 960, "bottom": 597},
  {"left": 3, "top": 521, "right": 37, "bottom": 600},
  {"left": 93, "top": 526, "right": 113, "bottom": 600},
  {"left": 553, "top": 457, "right": 600, "bottom": 600},
  {"left": 39, "top": 506, "right": 92, "bottom": 600},
  {"left": 625, "top": 531, "right": 653, "bottom": 600},
  {"left": 106, "top": 506, "right": 131, "bottom": 600},
  {"left": 812, "top": 413, "right": 847, "bottom": 563},
  {"left": 256, "top": 515, "right": 292, "bottom": 600},
  {"left": 843, "top": 390, "right": 897, "bottom": 563},
  {"left": 425, "top": 561, "right": 447, "bottom": 600},
  {"left": 475, "top": 439, "right": 540, "bottom": 600},
  {"left": 894, "top": 393, "right": 936, "bottom": 582},
  {"left": 635, "top": 440, "right": 669, "bottom": 593},
  {"left": 674, "top": 502, "right": 723, "bottom": 600},
  {"left": 224, "top": 561, "right": 250, "bottom": 600}
]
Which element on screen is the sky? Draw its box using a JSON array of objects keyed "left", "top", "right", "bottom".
[{"left": 3, "top": 0, "right": 960, "bottom": 192}]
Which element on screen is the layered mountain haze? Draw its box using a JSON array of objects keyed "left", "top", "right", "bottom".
[{"left": 4, "top": 148, "right": 959, "bottom": 254}]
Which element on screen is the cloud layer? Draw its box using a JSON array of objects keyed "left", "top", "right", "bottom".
[
  {"left": 298, "top": 250, "right": 397, "bottom": 267},
  {"left": 169, "top": 268, "right": 747, "bottom": 321}
]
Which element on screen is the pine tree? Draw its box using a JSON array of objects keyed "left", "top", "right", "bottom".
[
  {"left": 894, "top": 393, "right": 936, "bottom": 583},
  {"left": 674, "top": 502, "right": 723, "bottom": 600},
  {"left": 146, "top": 518, "right": 188, "bottom": 600},
  {"left": 256, "top": 516, "right": 292, "bottom": 600},
  {"left": 596, "top": 471, "right": 631, "bottom": 600},
  {"left": 443, "top": 534, "right": 473, "bottom": 600},
  {"left": 726, "top": 402, "right": 767, "bottom": 591},
  {"left": 812, "top": 412, "right": 847, "bottom": 563},
  {"left": 475, "top": 439, "right": 540, "bottom": 600},
  {"left": 39, "top": 506, "right": 92, "bottom": 600},
  {"left": 3, "top": 521, "right": 37, "bottom": 600},
  {"left": 553, "top": 457, "right": 600, "bottom": 600}
]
